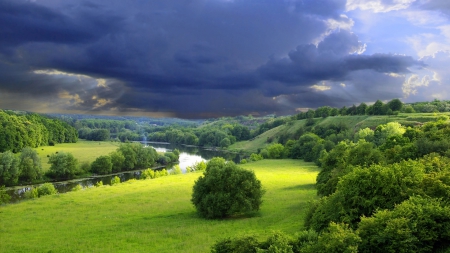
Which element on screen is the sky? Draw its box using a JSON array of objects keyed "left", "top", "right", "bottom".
[{"left": 1, "top": 0, "right": 450, "bottom": 118}]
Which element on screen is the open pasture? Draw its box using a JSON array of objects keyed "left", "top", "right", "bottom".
[{"left": 0, "top": 159, "right": 319, "bottom": 253}]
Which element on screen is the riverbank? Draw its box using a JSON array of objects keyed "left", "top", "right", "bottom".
[{"left": 0, "top": 159, "right": 319, "bottom": 252}]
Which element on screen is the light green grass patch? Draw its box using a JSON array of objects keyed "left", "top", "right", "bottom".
[
  {"left": 0, "top": 159, "right": 319, "bottom": 253},
  {"left": 34, "top": 140, "right": 121, "bottom": 171}
]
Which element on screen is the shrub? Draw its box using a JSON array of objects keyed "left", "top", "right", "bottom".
[
  {"left": 250, "top": 153, "right": 263, "bottom": 162},
  {"left": 211, "top": 235, "right": 260, "bottom": 253},
  {"left": 191, "top": 157, "right": 265, "bottom": 219},
  {"left": 111, "top": 176, "right": 121, "bottom": 185},
  {"left": 302, "top": 223, "right": 361, "bottom": 253},
  {"left": 0, "top": 185, "right": 11, "bottom": 204},
  {"left": 194, "top": 161, "right": 207, "bottom": 171},
  {"left": 71, "top": 184, "right": 83, "bottom": 192},
  {"left": 141, "top": 169, "right": 155, "bottom": 179},
  {"left": 90, "top": 155, "right": 113, "bottom": 175},
  {"left": 160, "top": 169, "right": 169, "bottom": 176},
  {"left": 37, "top": 183, "right": 57, "bottom": 197},
  {"left": 25, "top": 187, "right": 39, "bottom": 199},
  {"left": 170, "top": 165, "right": 182, "bottom": 175},
  {"left": 240, "top": 159, "right": 247, "bottom": 164},
  {"left": 95, "top": 181, "right": 103, "bottom": 187}
]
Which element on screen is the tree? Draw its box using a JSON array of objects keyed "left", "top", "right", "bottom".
[
  {"left": 191, "top": 157, "right": 265, "bottom": 219},
  {"left": 302, "top": 223, "right": 361, "bottom": 253},
  {"left": 309, "top": 161, "right": 425, "bottom": 231},
  {"left": 388, "top": 98, "right": 403, "bottom": 112},
  {"left": 0, "top": 151, "right": 19, "bottom": 186},
  {"left": 91, "top": 155, "right": 113, "bottom": 175},
  {"left": 109, "top": 151, "right": 125, "bottom": 172},
  {"left": 358, "top": 196, "right": 450, "bottom": 253},
  {"left": 372, "top": 100, "right": 384, "bottom": 115},
  {"left": 18, "top": 147, "right": 42, "bottom": 182},
  {"left": 266, "top": 143, "right": 285, "bottom": 159},
  {"left": 48, "top": 152, "right": 78, "bottom": 179}
]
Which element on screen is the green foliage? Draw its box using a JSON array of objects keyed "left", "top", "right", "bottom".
[
  {"left": 95, "top": 181, "right": 103, "bottom": 187},
  {"left": 0, "top": 185, "right": 11, "bottom": 204},
  {"left": 309, "top": 161, "right": 425, "bottom": 230},
  {"left": 302, "top": 222, "right": 361, "bottom": 253},
  {"left": 90, "top": 155, "right": 113, "bottom": 175},
  {"left": 250, "top": 153, "right": 264, "bottom": 162},
  {"left": 140, "top": 169, "right": 155, "bottom": 179},
  {"left": 79, "top": 161, "right": 91, "bottom": 174},
  {"left": 19, "top": 147, "right": 43, "bottom": 182},
  {"left": 118, "top": 143, "right": 158, "bottom": 170},
  {"left": 211, "top": 235, "right": 260, "bottom": 253},
  {"left": 358, "top": 196, "right": 450, "bottom": 253},
  {"left": 194, "top": 161, "right": 207, "bottom": 171},
  {"left": 0, "top": 110, "right": 78, "bottom": 153},
  {"left": 111, "top": 176, "right": 121, "bottom": 185},
  {"left": 191, "top": 157, "right": 265, "bottom": 219},
  {"left": 266, "top": 143, "right": 285, "bottom": 159},
  {"left": 25, "top": 187, "right": 39, "bottom": 199},
  {"left": 109, "top": 151, "right": 125, "bottom": 172},
  {"left": 37, "top": 183, "right": 57, "bottom": 197},
  {"left": 71, "top": 184, "right": 83, "bottom": 192},
  {"left": 259, "top": 231, "right": 294, "bottom": 253},
  {"left": 240, "top": 159, "right": 247, "bottom": 164},
  {"left": 0, "top": 151, "right": 20, "bottom": 186},
  {"left": 170, "top": 165, "right": 182, "bottom": 175},
  {"left": 48, "top": 152, "right": 78, "bottom": 179}
]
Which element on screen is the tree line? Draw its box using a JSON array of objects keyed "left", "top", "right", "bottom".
[
  {"left": 0, "top": 143, "right": 179, "bottom": 186},
  {"left": 0, "top": 110, "right": 78, "bottom": 153},
  {"left": 229, "top": 116, "right": 450, "bottom": 252}
]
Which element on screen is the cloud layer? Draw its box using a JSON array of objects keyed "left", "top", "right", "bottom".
[{"left": 0, "top": 0, "right": 448, "bottom": 118}]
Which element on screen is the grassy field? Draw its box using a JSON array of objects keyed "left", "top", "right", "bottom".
[
  {"left": 33, "top": 140, "right": 121, "bottom": 172},
  {"left": 0, "top": 159, "right": 319, "bottom": 253},
  {"left": 229, "top": 113, "right": 450, "bottom": 153}
]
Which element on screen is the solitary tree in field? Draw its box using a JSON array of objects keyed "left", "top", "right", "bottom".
[{"left": 191, "top": 157, "right": 265, "bottom": 219}]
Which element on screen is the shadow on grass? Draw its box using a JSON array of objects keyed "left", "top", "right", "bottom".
[{"left": 282, "top": 183, "right": 316, "bottom": 191}]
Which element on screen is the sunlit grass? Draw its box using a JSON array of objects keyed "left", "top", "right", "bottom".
[
  {"left": 0, "top": 159, "right": 319, "bottom": 253},
  {"left": 33, "top": 140, "right": 121, "bottom": 172}
]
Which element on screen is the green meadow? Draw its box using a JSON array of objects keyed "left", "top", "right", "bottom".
[
  {"left": 33, "top": 140, "right": 121, "bottom": 172},
  {"left": 0, "top": 159, "right": 319, "bottom": 253}
]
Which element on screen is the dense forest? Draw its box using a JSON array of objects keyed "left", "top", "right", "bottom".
[
  {"left": 223, "top": 115, "right": 450, "bottom": 252},
  {"left": 0, "top": 110, "right": 78, "bottom": 152}
]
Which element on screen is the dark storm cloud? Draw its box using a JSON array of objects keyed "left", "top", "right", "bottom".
[
  {"left": 0, "top": 0, "right": 427, "bottom": 117},
  {"left": 259, "top": 30, "right": 422, "bottom": 86},
  {"left": 0, "top": 1, "right": 123, "bottom": 47}
]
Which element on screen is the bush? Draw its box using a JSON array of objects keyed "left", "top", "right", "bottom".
[
  {"left": 191, "top": 157, "right": 265, "bottom": 219},
  {"left": 250, "top": 153, "right": 263, "bottom": 162},
  {"left": 71, "top": 184, "right": 83, "bottom": 192},
  {"left": 194, "top": 161, "right": 207, "bottom": 171},
  {"left": 170, "top": 165, "right": 182, "bottom": 175},
  {"left": 111, "top": 176, "right": 121, "bottom": 185},
  {"left": 211, "top": 235, "right": 260, "bottom": 253},
  {"left": 25, "top": 187, "right": 39, "bottom": 199},
  {"left": 141, "top": 169, "right": 155, "bottom": 179},
  {"left": 0, "top": 185, "right": 11, "bottom": 204},
  {"left": 90, "top": 155, "right": 113, "bottom": 175},
  {"left": 240, "top": 159, "right": 247, "bottom": 164},
  {"left": 37, "top": 183, "right": 57, "bottom": 197},
  {"left": 95, "top": 181, "right": 103, "bottom": 187}
]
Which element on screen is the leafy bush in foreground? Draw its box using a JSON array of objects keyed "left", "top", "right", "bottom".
[{"left": 191, "top": 157, "right": 265, "bottom": 219}]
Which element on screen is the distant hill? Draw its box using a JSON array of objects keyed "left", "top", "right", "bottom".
[{"left": 228, "top": 113, "right": 449, "bottom": 153}]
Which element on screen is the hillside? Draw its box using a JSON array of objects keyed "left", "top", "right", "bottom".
[{"left": 228, "top": 113, "right": 448, "bottom": 153}]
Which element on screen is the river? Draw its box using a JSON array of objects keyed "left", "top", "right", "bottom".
[{"left": 4, "top": 143, "right": 243, "bottom": 204}]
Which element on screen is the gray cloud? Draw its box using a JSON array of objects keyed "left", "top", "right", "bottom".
[
  {"left": 259, "top": 30, "right": 422, "bottom": 86},
  {"left": 0, "top": 0, "right": 430, "bottom": 118}
]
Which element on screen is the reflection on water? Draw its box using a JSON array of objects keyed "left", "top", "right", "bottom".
[{"left": 5, "top": 143, "right": 243, "bottom": 204}]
